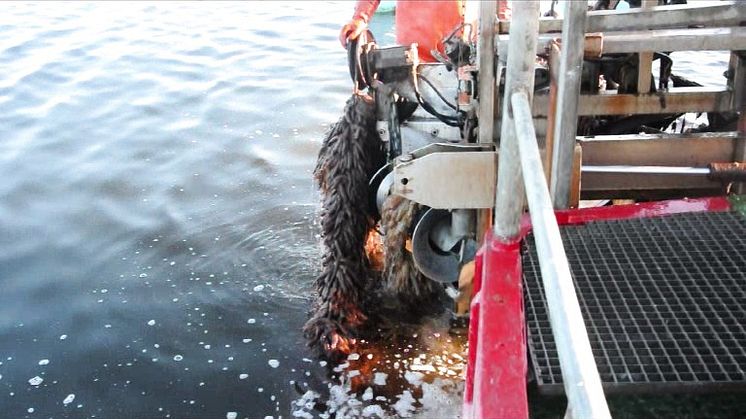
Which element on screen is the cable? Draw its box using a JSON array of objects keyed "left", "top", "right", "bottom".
[
  {"left": 418, "top": 75, "right": 458, "bottom": 111},
  {"left": 415, "top": 92, "right": 461, "bottom": 127}
]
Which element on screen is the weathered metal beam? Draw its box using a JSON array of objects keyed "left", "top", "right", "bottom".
[
  {"left": 550, "top": 0, "right": 587, "bottom": 210},
  {"left": 498, "top": 2, "right": 746, "bottom": 34},
  {"left": 730, "top": 51, "right": 746, "bottom": 193},
  {"left": 580, "top": 171, "right": 722, "bottom": 193},
  {"left": 477, "top": 0, "right": 496, "bottom": 146},
  {"left": 602, "top": 27, "right": 746, "bottom": 54},
  {"left": 579, "top": 132, "right": 740, "bottom": 167},
  {"left": 493, "top": 0, "right": 540, "bottom": 240},
  {"left": 533, "top": 88, "right": 733, "bottom": 117},
  {"left": 500, "top": 27, "right": 746, "bottom": 57}
]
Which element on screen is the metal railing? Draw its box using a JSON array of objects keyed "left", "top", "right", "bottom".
[{"left": 493, "top": 1, "right": 612, "bottom": 418}]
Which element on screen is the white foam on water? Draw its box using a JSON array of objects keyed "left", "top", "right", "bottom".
[
  {"left": 27, "top": 408, "right": 34, "bottom": 413},
  {"left": 253, "top": 285, "right": 265, "bottom": 292},
  {"left": 247, "top": 319, "right": 256, "bottom": 324},
  {"left": 393, "top": 390, "right": 416, "bottom": 418},
  {"left": 63, "top": 394, "right": 75, "bottom": 406},
  {"left": 173, "top": 355, "right": 183, "bottom": 361},
  {"left": 147, "top": 320, "right": 156, "bottom": 326},
  {"left": 347, "top": 353, "right": 360, "bottom": 361},
  {"left": 226, "top": 412, "right": 238, "bottom": 419},
  {"left": 362, "top": 405, "right": 386, "bottom": 418},
  {"left": 28, "top": 376, "right": 43, "bottom": 386},
  {"left": 404, "top": 371, "right": 424, "bottom": 387},
  {"left": 268, "top": 359, "right": 279, "bottom": 368},
  {"left": 239, "top": 373, "right": 248, "bottom": 380},
  {"left": 59, "top": 334, "right": 68, "bottom": 340},
  {"left": 373, "top": 372, "right": 387, "bottom": 386},
  {"left": 414, "top": 378, "right": 465, "bottom": 419},
  {"left": 362, "top": 387, "right": 373, "bottom": 401},
  {"left": 38, "top": 359, "right": 49, "bottom": 366}
]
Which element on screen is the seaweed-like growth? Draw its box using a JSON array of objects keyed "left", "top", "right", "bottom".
[{"left": 304, "top": 94, "right": 385, "bottom": 359}]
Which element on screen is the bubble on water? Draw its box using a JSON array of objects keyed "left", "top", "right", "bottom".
[
  {"left": 239, "top": 373, "right": 248, "bottom": 380},
  {"left": 242, "top": 339, "right": 252, "bottom": 343},
  {"left": 0, "top": 374, "right": 2, "bottom": 380},
  {"left": 38, "top": 359, "right": 50, "bottom": 366},
  {"left": 170, "top": 261, "right": 176, "bottom": 266},
  {"left": 27, "top": 408, "right": 34, "bottom": 413},
  {"left": 268, "top": 359, "right": 279, "bottom": 368},
  {"left": 367, "top": 354, "right": 374, "bottom": 360},
  {"left": 347, "top": 353, "right": 360, "bottom": 361},
  {"left": 258, "top": 387, "right": 264, "bottom": 393},
  {"left": 247, "top": 319, "right": 256, "bottom": 324},
  {"left": 253, "top": 285, "right": 265, "bottom": 292},
  {"left": 63, "top": 394, "right": 75, "bottom": 406},
  {"left": 373, "top": 372, "right": 387, "bottom": 386},
  {"left": 204, "top": 345, "right": 211, "bottom": 349},
  {"left": 147, "top": 320, "right": 156, "bottom": 326},
  {"left": 173, "top": 355, "right": 183, "bottom": 362},
  {"left": 59, "top": 334, "right": 68, "bottom": 340},
  {"left": 362, "top": 405, "right": 385, "bottom": 417},
  {"left": 104, "top": 324, "right": 112, "bottom": 329},
  {"left": 226, "top": 413, "right": 238, "bottom": 419},
  {"left": 28, "top": 376, "right": 43, "bottom": 386},
  {"left": 255, "top": 129, "right": 263, "bottom": 135},
  {"left": 139, "top": 273, "right": 148, "bottom": 278}
]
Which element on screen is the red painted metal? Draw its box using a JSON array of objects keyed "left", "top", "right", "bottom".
[
  {"left": 463, "top": 232, "right": 528, "bottom": 419},
  {"left": 554, "top": 196, "right": 731, "bottom": 225}
]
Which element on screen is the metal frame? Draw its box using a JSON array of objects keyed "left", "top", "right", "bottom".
[
  {"left": 549, "top": 0, "right": 587, "bottom": 209},
  {"left": 498, "top": 2, "right": 746, "bottom": 34}
]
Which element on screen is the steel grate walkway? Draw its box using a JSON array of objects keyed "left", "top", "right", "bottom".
[{"left": 523, "top": 210, "right": 746, "bottom": 394}]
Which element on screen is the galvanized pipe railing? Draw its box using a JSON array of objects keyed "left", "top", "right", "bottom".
[{"left": 511, "top": 91, "right": 611, "bottom": 419}]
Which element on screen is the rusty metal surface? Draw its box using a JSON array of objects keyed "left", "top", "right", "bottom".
[
  {"left": 602, "top": 27, "right": 746, "bottom": 54},
  {"left": 533, "top": 88, "right": 733, "bottom": 117},
  {"left": 498, "top": 2, "right": 746, "bottom": 34},
  {"left": 580, "top": 132, "right": 739, "bottom": 167}
]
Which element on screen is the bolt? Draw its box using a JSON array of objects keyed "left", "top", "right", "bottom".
[
  {"left": 399, "top": 153, "right": 413, "bottom": 163},
  {"left": 430, "top": 129, "right": 439, "bottom": 137}
]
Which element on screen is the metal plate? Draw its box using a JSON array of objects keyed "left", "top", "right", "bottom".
[{"left": 523, "top": 211, "right": 746, "bottom": 394}]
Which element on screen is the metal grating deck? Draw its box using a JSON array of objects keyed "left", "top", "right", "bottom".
[{"left": 523, "top": 210, "right": 746, "bottom": 394}]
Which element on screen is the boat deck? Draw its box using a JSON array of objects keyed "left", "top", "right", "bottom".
[{"left": 523, "top": 209, "right": 746, "bottom": 394}]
